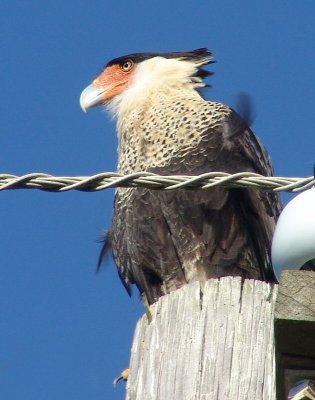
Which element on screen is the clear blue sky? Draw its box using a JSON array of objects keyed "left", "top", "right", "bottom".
[{"left": 1, "top": 1, "right": 314, "bottom": 399}]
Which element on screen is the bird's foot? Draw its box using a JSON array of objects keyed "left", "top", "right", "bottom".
[
  {"left": 113, "top": 368, "right": 130, "bottom": 387},
  {"left": 142, "top": 294, "right": 156, "bottom": 323}
]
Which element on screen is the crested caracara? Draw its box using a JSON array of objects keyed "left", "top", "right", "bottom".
[{"left": 80, "top": 48, "right": 282, "bottom": 305}]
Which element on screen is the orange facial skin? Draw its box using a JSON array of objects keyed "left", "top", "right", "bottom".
[{"left": 93, "top": 64, "right": 134, "bottom": 102}]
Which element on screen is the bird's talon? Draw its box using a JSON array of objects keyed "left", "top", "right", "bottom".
[{"left": 113, "top": 368, "right": 130, "bottom": 387}]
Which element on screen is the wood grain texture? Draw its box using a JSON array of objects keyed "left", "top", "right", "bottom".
[
  {"left": 126, "top": 277, "right": 277, "bottom": 400},
  {"left": 274, "top": 271, "right": 315, "bottom": 400},
  {"left": 275, "top": 270, "right": 315, "bottom": 321}
]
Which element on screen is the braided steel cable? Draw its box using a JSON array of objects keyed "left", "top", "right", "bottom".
[{"left": 0, "top": 172, "right": 313, "bottom": 192}]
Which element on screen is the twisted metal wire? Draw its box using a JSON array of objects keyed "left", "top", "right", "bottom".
[{"left": 0, "top": 172, "right": 313, "bottom": 192}]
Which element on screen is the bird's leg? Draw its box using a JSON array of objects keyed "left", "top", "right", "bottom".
[{"left": 142, "top": 293, "right": 154, "bottom": 323}]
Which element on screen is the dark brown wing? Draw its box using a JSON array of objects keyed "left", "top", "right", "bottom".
[
  {"left": 109, "top": 188, "right": 188, "bottom": 302},
  {"left": 108, "top": 107, "right": 282, "bottom": 304}
]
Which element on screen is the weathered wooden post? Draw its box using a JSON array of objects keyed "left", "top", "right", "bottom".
[
  {"left": 126, "top": 277, "right": 277, "bottom": 400},
  {"left": 124, "top": 272, "right": 315, "bottom": 399},
  {"left": 274, "top": 271, "right": 315, "bottom": 400}
]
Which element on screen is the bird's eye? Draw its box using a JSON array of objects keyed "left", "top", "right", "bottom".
[{"left": 121, "top": 60, "right": 133, "bottom": 72}]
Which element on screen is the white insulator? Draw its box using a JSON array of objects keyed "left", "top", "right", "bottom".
[{"left": 272, "top": 188, "right": 315, "bottom": 279}]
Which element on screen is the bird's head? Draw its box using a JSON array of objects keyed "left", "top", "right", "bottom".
[{"left": 80, "top": 48, "right": 213, "bottom": 117}]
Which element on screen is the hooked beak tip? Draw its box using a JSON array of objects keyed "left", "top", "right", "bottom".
[{"left": 80, "top": 84, "right": 105, "bottom": 112}]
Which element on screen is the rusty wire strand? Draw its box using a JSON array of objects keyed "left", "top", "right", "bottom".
[{"left": 0, "top": 172, "right": 313, "bottom": 192}]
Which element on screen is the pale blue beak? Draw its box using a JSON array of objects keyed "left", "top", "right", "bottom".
[{"left": 80, "top": 84, "right": 106, "bottom": 112}]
